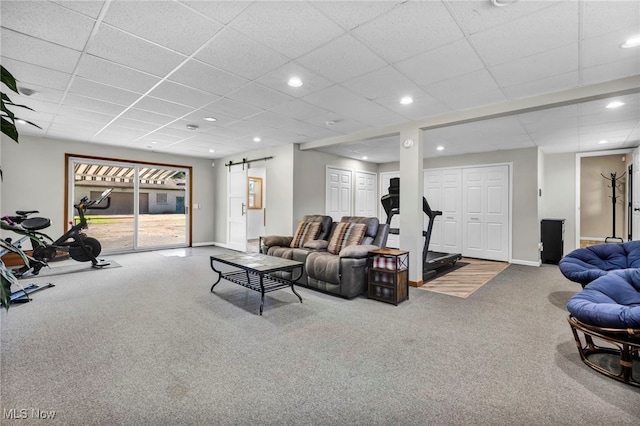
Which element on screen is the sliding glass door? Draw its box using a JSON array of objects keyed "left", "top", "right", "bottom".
[{"left": 69, "top": 156, "right": 190, "bottom": 253}]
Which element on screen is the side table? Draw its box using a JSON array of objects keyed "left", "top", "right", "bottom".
[{"left": 367, "top": 248, "right": 409, "bottom": 305}]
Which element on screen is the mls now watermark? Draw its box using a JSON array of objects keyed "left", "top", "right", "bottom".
[{"left": 3, "top": 408, "right": 56, "bottom": 420}]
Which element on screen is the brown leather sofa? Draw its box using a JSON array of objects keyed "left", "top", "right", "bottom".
[{"left": 261, "top": 215, "right": 389, "bottom": 298}]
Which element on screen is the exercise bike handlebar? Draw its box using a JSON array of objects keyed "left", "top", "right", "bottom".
[{"left": 74, "top": 188, "right": 113, "bottom": 211}]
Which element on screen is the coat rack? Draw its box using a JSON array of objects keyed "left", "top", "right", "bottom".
[
  {"left": 225, "top": 156, "right": 273, "bottom": 171},
  {"left": 601, "top": 171, "right": 626, "bottom": 243}
]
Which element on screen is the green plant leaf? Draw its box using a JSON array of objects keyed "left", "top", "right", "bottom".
[
  {"left": 1, "top": 116, "right": 19, "bottom": 143},
  {"left": 1, "top": 65, "right": 19, "bottom": 94}
]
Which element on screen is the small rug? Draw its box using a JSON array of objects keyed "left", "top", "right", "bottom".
[{"left": 418, "top": 258, "right": 509, "bottom": 298}]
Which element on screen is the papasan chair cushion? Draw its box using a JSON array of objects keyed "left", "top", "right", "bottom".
[
  {"left": 567, "top": 268, "right": 640, "bottom": 329},
  {"left": 558, "top": 240, "right": 640, "bottom": 286}
]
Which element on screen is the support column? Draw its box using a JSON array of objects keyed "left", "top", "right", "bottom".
[{"left": 399, "top": 126, "right": 424, "bottom": 287}]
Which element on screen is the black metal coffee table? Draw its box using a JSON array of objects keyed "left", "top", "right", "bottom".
[{"left": 210, "top": 253, "right": 303, "bottom": 315}]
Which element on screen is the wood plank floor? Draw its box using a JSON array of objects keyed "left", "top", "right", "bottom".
[{"left": 418, "top": 257, "right": 510, "bottom": 298}]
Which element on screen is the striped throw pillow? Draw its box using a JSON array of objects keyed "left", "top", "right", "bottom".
[
  {"left": 327, "top": 222, "right": 367, "bottom": 255},
  {"left": 290, "top": 221, "right": 322, "bottom": 248}
]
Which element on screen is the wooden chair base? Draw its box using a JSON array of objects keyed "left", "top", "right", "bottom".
[{"left": 567, "top": 315, "right": 640, "bottom": 387}]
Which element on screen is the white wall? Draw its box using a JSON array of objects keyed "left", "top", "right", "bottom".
[
  {"left": 0, "top": 135, "right": 216, "bottom": 245},
  {"left": 542, "top": 152, "right": 576, "bottom": 255}
]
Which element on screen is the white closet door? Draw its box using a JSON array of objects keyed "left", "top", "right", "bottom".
[
  {"left": 355, "top": 171, "right": 377, "bottom": 218},
  {"left": 440, "top": 169, "right": 462, "bottom": 254},
  {"left": 462, "top": 165, "right": 509, "bottom": 261},
  {"left": 326, "top": 167, "right": 352, "bottom": 222},
  {"left": 424, "top": 170, "right": 444, "bottom": 251}
]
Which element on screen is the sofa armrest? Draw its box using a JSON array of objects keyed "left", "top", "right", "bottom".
[
  {"left": 339, "top": 244, "right": 379, "bottom": 259},
  {"left": 303, "top": 240, "right": 329, "bottom": 250},
  {"left": 261, "top": 235, "right": 292, "bottom": 248}
]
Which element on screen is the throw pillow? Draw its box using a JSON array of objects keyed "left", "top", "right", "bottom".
[
  {"left": 327, "top": 222, "right": 367, "bottom": 255},
  {"left": 290, "top": 221, "right": 322, "bottom": 248}
]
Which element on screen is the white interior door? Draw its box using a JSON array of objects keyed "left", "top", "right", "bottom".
[
  {"left": 462, "top": 165, "right": 509, "bottom": 261},
  {"left": 355, "top": 171, "right": 377, "bottom": 218},
  {"left": 326, "top": 167, "right": 352, "bottom": 222},
  {"left": 425, "top": 168, "right": 462, "bottom": 254},
  {"left": 227, "top": 165, "right": 247, "bottom": 252}
]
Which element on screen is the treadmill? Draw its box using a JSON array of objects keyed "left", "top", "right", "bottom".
[{"left": 381, "top": 177, "right": 462, "bottom": 281}]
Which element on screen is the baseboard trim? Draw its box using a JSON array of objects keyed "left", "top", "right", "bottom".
[
  {"left": 192, "top": 242, "right": 215, "bottom": 247},
  {"left": 510, "top": 259, "right": 541, "bottom": 267},
  {"left": 409, "top": 280, "right": 423, "bottom": 288}
]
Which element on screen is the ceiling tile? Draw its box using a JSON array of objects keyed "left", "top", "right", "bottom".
[
  {"left": 1, "top": 57, "right": 72, "bottom": 91},
  {"left": 582, "top": 1, "right": 640, "bottom": 39},
  {"left": 57, "top": 105, "right": 113, "bottom": 125},
  {"left": 201, "top": 98, "right": 263, "bottom": 120},
  {"left": 491, "top": 44, "right": 578, "bottom": 88},
  {"left": 8, "top": 82, "right": 64, "bottom": 105},
  {"left": 395, "top": 39, "right": 485, "bottom": 87},
  {"left": 53, "top": 1, "right": 105, "bottom": 19},
  {"left": 229, "top": 1, "right": 344, "bottom": 59},
  {"left": 168, "top": 59, "right": 249, "bottom": 96},
  {"left": 179, "top": 1, "right": 252, "bottom": 25},
  {"left": 88, "top": 25, "right": 186, "bottom": 77},
  {"left": 311, "top": 1, "right": 401, "bottom": 31},
  {"left": 581, "top": 58, "right": 640, "bottom": 86},
  {"left": 423, "top": 69, "right": 505, "bottom": 109},
  {"left": 296, "top": 34, "right": 387, "bottom": 83},
  {"left": 103, "top": 1, "right": 222, "bottom": 55},
  {"left": 69, "top": 77, "right": 141, "bottom": 105},
  {"left": 77, "top": 55, "right": 162, "bottom": 94},
  {"left": 270, "top": 99, "right": 330, "bottom": 121},
  {"left": 582, "top": 28, "right": 640, "bottom": 69},
  {"left": 1, "top": 1, "right": 95, "bottom": 50},
  {"left": 502, "top": 71, "right": 580, "bottom": 100},
  {"left": 109, "top": 117, "right": 162, "bottom": 133},
  {"left": 447, "top": 0, "right": 560, "bottom": 35},
  {"left": 64, "top": 94, "right": 128, "bottom": 116},
  {"left": 1, "top": 29, "right": 81, "bottom": 73},
  {"left": 470, "top": 1, "right": 579, "bottom": 66},
  {"left": 147, "top": 80, "right": 219, "bottom": 109},
  {"left": 344, "top": 66, "right": 423, "bottom": 101},
  {"left": 195, "top": 28, "right": 289, "bottom": 80},
  {"left": 120, "top": 108, "right": 176, "bottom": 126},
  {"left": 134, "top": 97, "right": 195, "bottom": 118},
  {"left": 352, "top": 1, "right": 464, "bottom": 63},
  {"left": 225, "top": 82, "right": 294, "bottom": 110}
]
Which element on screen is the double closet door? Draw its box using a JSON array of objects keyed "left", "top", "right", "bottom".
[{"left": 386, "top": 164, "right": 510, "bottom": 262}]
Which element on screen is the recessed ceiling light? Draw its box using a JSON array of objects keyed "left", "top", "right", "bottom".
[
  {"left": 436, "top": 146, "right": 445, "bottom": 151},
  {"left": 325, "top": 120, "right": 335, "bottom": 127},
  {"left": 598, "top": 139, "right": 609, "bottom": 144},
  {"left": 620, "top": 35, "right": 640, "bottom": 48},
  {"left": 15, "top": 119, "right": 27, "bottom": 124},
  {"left": 606, "top": 101, "right": 625, "bottom": 109},
  {"left": 203, "top": 117, "right": 217, "bottom": 122},
  {"left": 400, "top": 96, "right": 413, "bottom": 105},
  {"left": 151, "top": 141, "right": 158, "bottom": 144},
  {"left": 253, "top": 137, "right": 261, "bottom": 142},
  {"left": 362, "top": 156, "right": 368, "bottom": 160},
  {"left": 209, "top": 149, "right": 215, "bottom": 153},
  {"left": 186, "top": 124, "right": 199, "bottom": 130},
  {"left": 288, "top": 77, "right": 303, "bottom": 87}
]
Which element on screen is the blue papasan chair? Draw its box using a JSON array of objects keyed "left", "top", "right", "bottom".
[
  {"left": 558, "top": 240, "right": 640, "bottom": 287},
  {"left": 566, "top": 269, "right": 640, "bottom": 387}
]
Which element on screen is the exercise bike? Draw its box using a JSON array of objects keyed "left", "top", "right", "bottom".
[{"left": 3, "top": 188, "right": 114, "bottom": 277}]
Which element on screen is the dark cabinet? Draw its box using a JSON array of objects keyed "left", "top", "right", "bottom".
[
  {"left": 367, "top": 248, "right": 409, "bottom": 305},
  {"left": 541, "top": 219, "right": 565, "bottom": 264}
]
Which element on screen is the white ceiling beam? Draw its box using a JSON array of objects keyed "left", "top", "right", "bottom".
[{"left": 299, "top": 75, "right": 640, "bottom": 151}]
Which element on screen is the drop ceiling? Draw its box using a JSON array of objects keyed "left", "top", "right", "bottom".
[{"left": 1, "top": 0, "right": 639, "bottom": 163}]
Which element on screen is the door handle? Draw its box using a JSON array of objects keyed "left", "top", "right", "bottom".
[
  {"left": 242, "top": 203, "right": 246, "bottom": 216},
  {"left": 634, "top": 208, "right": 640, "bottom": 212}
]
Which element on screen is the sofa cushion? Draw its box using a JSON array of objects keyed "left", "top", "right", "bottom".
[
  {"left": 327, "top": 222, "right": 366, "bottom": 255},
  {"left": 290, "top": 221, "right": 321, "bottom": 248}
]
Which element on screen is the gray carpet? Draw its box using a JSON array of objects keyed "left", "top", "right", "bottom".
[{"left": 1, "top": 247, "right": 639, "bottom": 425}]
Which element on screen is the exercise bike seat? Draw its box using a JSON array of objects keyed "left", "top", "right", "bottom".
[
  {"left": 16, "top": 210, "right": 39, "bottom": 216},
  {"left": 21, "top": 217, "right": 51, "bottom": 231}
]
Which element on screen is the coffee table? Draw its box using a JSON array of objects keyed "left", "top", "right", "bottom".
[{"left": 210, "top": 252, "right": 303, "bottom": 315}]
